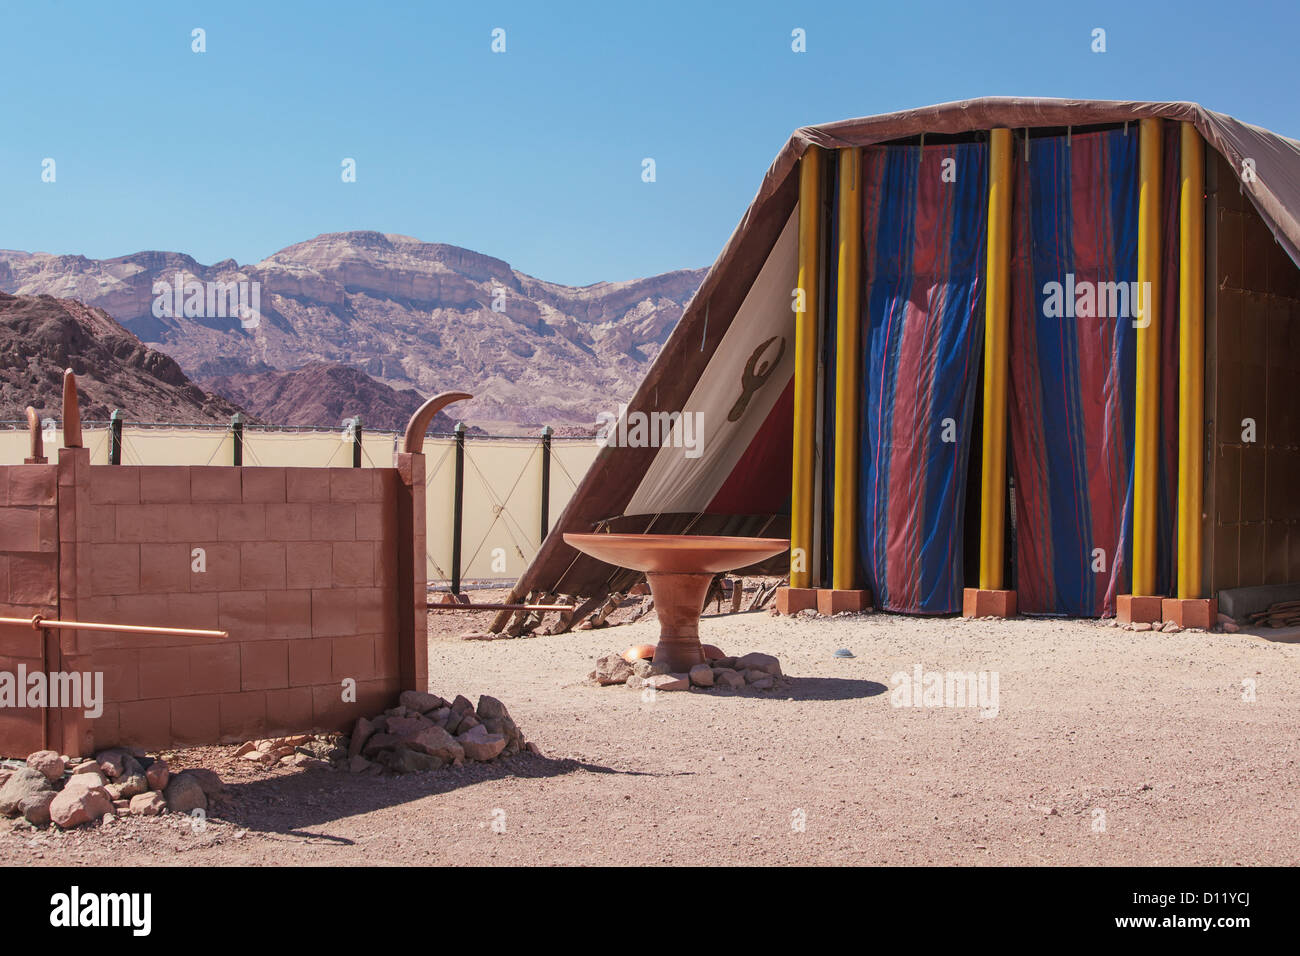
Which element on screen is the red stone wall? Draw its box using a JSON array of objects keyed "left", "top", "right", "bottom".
[
  {"left": 0, "top": 466, "right": 59, "bottom": 755},
  {"left": 2, "top": 459, "right": 425, "bottom": 756}
]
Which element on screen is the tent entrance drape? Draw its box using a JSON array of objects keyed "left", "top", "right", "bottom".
[
  {"left": 857, "top": 142, "right": 988, "bottom": 614},
  {"left": 1005, "top": 127, "right": 1183, "bottom": 617}
]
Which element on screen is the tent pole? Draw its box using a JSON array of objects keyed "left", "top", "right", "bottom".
[
  {"left": 832, "top": 147, "right": 862, "bottom": 591},
  {"left": 978, "top": 128, "right": 1013, "bottom": 591},
  {"left": 790, "top": 147, "right": 822, "bottom": 590},
  {"left": 1176, "top": 122, "right": 1205, "bottom": 599},
  {"left": 1133, "top": 118, "right": 1163, "bottom": 597}
]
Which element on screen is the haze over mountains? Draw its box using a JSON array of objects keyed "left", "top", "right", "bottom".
[{"left": 0, "top": 232, "right": 706, "bottom": 429}]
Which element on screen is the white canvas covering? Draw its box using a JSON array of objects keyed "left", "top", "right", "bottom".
[{"left": 624, "top": 208, "right": 798, "bottom": 516}]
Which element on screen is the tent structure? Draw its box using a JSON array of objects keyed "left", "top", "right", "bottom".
[{"left": 492, "top": 96, "right": 1300, "bottom": 632}]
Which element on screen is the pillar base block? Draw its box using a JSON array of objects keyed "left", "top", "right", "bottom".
[
  {"left": 962, "top": 588, "right": 1018, "bottom": 618},
  {"left": 1117, "top": 594, "right": 1165, "bottom": 624},
  {"left": 1161, "top": 597, "right": 1217, "bottom": 630},
  {"left": 774, "top": 587, "right": 818, "bottom": 615},
  {"left": 816, "top": 589, "right": 872, "bottom": 616}
]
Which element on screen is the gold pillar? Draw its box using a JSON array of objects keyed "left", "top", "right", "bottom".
[
  {"left": 978, "top": 128, "right": 1013, "bottom": 590},
  {"left": 1133, "top": 118, "right": 1162, "bottom": 597},
  {"left": 790, "top": 147, "right": 822, "bottom": 589},
  {"left": 1176, "top": 122, "right": 1205, "bottom": 598},
  {"left": 831, "top": 148, "right": 863, "bottom": 591}
]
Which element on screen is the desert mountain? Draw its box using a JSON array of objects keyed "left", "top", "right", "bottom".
[
  {"left": 200, "top": 360, "right": 460, "bottom": 433},
  {"left": 0, "top": 233, "right": 706, "bottom": 427},
  {"left": 0, "top": 292, "right": 243, "bottom": 423}
]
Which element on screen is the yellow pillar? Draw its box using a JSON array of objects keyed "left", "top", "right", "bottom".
[
  {"left": 790, "top": 147, "right": 822, "bottom": 589},
  {"left": 831, "top": 148, "right": 863, "bottom": 591},
  {"left": 1133, "top": 119, "right": 1162, "bottom": 597},
  {"left": 978, "top": 129, "right": 1013, "bottom": 591},
  {"left": 1176, "top": 123, "right": 1205, "bottom": 598}
]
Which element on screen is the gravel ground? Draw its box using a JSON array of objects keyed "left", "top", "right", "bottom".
[{"left": 4, "top": 592, "right": 1298, "bottom": 866}]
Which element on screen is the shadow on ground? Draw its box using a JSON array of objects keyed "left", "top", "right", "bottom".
[
  {"left": 213, "top": 753, "right": 658, "bottom": 842},
  {"left": 776, "top": 676, "right": 889, "bottom": 701}
]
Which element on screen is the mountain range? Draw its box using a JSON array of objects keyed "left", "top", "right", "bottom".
[{"left": 0, "top": 232, "right": 706, "bottom": 429}]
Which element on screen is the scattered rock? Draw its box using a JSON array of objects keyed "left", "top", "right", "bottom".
[
  {"left": 399, "top": 690, "right": 446, "bottom": 713},
  {"left": 1161, "top": 621, "right": 1181, "bottom": 633},
  {"left": 63, "top": 771, "right": 108, "bottom": 793},
  {"left": 176, "top": 768, "right": 225, "bottom": 799},
  {"left": 95, "top": 749, "right": 127, "bottom": 779},
  {"left": 404, "top": 726, "right": 465, "bottom": 763},
  {"left": 736, "top": 652, "right": 782, "bottom": 677},
  {"left": 1132, "top": 622, "right": 1153, "bottom": 631},
  {"left": 362, "top": 733, "right": 402, "bottom": 757},
  {"left": 714, "top": 670, "right": 746, "bottom": 690},
  {"left": 26, "top": 750, "right": 64, "bottom": 782},
  {"left": 19, "top": 791, "right": 56, "bottom": 825},
  {"left": 50, "top": 787, "right": 114, "bottom": 828},
  {"left": 630, "top": 659, "right": 654, "bottom": 679},
  {"left": 0, "top": 767, "right": 55, "bottom": 817},
  {"left": 129, "top": 792, "right": 166, "bottom": 816},
  {"left": 458, "top": 724, "right": 507, "bottom": 761},
  {"left": 115, "top": 772, "right": 149, "bottom": 799},
  {"left": 689, "top": 664, "right": 714, "bottom": 687},
  {"left": 349, "top": 717, "right": 376, "bottom": 758},
  {"left": 145, "top": 759, "right": 169, "bottom": 792},
  {"left": 348, "top": 755, "right": 372, "bottom": 773},
  {"left": 749, "top": 677, "right": 776, "bottom": 691},
  {"left": 590, "top": 654, "right": 635, "bottom": 685},
  {"left": 643, "top": 673, "right": 689, "bottom": 692},
  {"left": 71, "top": 760, "right": 103, "bottom": 776},
  {"left": 285, "top": 754, "right": 329, "bottom": 770},
  {"left": 162, "top": 774, "right": 207, "bottom": 815},
  {"left": 382, "top": 746, "right": 443, "bottom": 774}
]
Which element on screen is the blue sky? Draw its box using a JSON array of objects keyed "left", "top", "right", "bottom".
[{"left": 2, "top": 0, "right": 1296, "bottom": 286}]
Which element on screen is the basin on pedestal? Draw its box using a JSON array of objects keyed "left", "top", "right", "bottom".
[{"left": 563, "top": 533, "right": 789, "bottom": 672}]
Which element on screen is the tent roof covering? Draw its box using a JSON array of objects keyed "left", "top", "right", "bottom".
[{"left": 503, "top": 97, "right": 1300, "bottom": 608}]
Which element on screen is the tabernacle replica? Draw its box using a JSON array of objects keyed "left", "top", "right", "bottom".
[{"left": 496, "top": 97, "right": 1300, "bottom": 630}]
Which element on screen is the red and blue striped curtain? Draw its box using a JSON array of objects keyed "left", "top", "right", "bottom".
[
  {"left": 858, "top": 142, "right": 987, "bottom": 613},
  {"left": 1008, "top": 128, "right": 1138, "bottom": 616}
]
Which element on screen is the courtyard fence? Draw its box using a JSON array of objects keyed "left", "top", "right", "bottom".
[{"left": 0, "top": 418, "right": 599, "bottom": 588}]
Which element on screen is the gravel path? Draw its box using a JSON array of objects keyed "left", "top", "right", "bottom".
[{"left": 5, "top": 600, "right": 1298, "bottom": 866}]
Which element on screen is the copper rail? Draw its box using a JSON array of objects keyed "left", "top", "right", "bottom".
[
  {"left": 0, "top": 614, "right": 228, "bottom": 639},
  {"left": 427, "top": 602, "right": 575, "bottom": 612}
]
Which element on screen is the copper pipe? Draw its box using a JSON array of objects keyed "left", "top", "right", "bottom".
[{"left": 0, "top": 615, "right": 227, "bottom": 639}]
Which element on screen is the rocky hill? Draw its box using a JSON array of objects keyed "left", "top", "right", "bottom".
[
  {"left": 0, "top": 234, "right": 706, "bottom": 427},
  {"left": 0, "top": 292, "right": 243, "bottom": 423},
  {"left": 199, "top": 361, "right": 459, "bottom": 433}
]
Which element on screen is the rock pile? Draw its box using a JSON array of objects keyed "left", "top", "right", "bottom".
[
  {"left": 1110, "top": 619, "right": 1207, "bottom": 633},
  {"left": 589, "top": 652, "right": 785, "bottom": 692},
  {"left": 0, "top": 748, "right": 224, "bottom": 830},
  {"left": 236, "top": 690, "right": 536, "bottom": 776}
]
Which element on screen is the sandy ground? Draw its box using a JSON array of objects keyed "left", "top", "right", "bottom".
[{"left": 4, "top": 589, "right": 1299, "bottom": 866}]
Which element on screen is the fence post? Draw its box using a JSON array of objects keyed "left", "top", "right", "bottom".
[
  {"left": 109, "top": 409, "right": 123, "bottom": 465},
  {"left": 352, "top": 415, "right": 363, "bottom": 468},
  {"left": 540, "top": 425, "right": 553, "bottom": 545},
  {"left": 451, "top": 421, "right": 466, "bottom": 595},
  {"left": 231, "top": 413, "right": 244, "bottom": 466}
]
